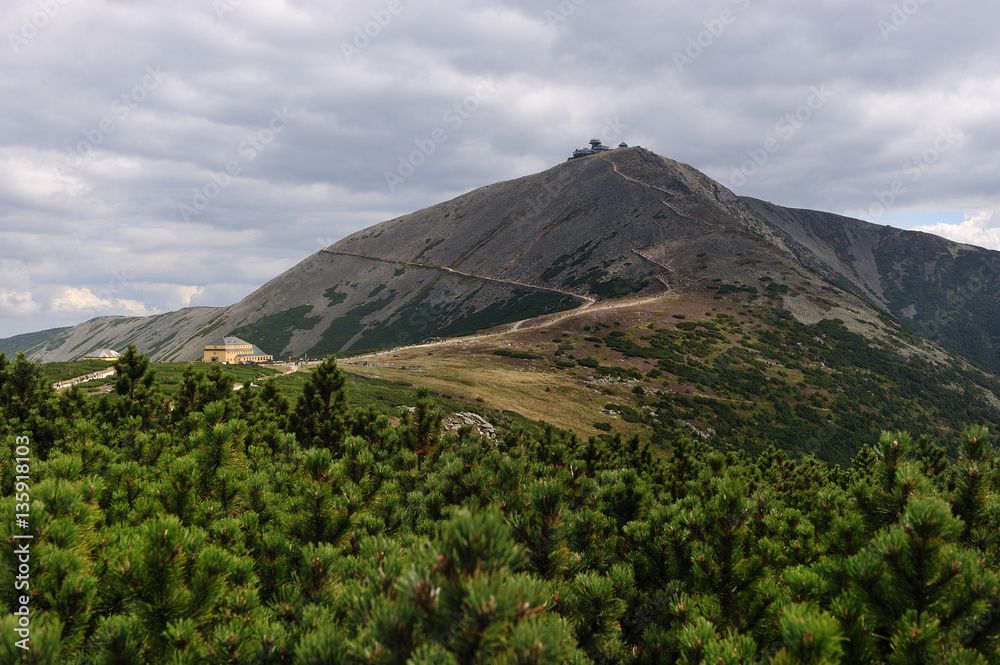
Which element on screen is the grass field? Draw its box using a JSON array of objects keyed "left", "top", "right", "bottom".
[
  {"left": 41, "top": 361, "right": 286, "bottom": 396},
  {"left": 263, "top": 364, "right": 540, "bottom": 433},
  {"left": 333, "top": 292, "right": 721, "bottom": 439},
  {"left": 40, "top": 360, "right": 117, "bottom": 383},
  {"left": 38, "top": 358, "right": 535, "bottom": 432},
  {"left": 152, "top": 363, "right": 285, "bottom": 395}
]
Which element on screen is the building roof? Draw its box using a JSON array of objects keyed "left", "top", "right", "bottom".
[
  {"left": 84, "top": 349, "right": 121, "bottom": 359},
  {"left": 206, "top": 336, "right": 252, "bottom": 347},
  {"left": 204, "top": 335, "right": 271, "bottom": 359},
  {"left": 568, "top": 138, "right": 616, "bottom": 160},
  {"left": 236, "top": 345, "right": 271, "bottom": 358}
]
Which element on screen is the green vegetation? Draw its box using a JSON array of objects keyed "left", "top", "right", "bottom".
[
  {"left": 324, "top": 286, "right": 348, "bottom": 306},
  {"left": 193, "top": 314, "right": 227, "bottom": 340},
  {"left": 40, "top": 361, "right": 285, "bottom": 397},
  {"left": 798, "top": 220, "right": 1000, "bottom": 374},
  {"left": 39, "top": 360, "right": 115, "bottom": 383},
  {"left": 3, "top": 348, "right": 1000, "bottom": 663},
  {"left": 765, "top": 282, "right": 790, "bottom": 294},
  {"left": 715, "top": 283, "right": 758, "bottom": 296},
  {"left": 430, "top": 291, "right": 577, "bottom": 341},
  {"left": 338, "top": 373, "right": 467, "bottom": 417},
  {"left": 413, "top": 237, "right": 445, "bottom": 260},
  {"left": 232, "top": 305, "right": 321, "bottom": 357},
  {"left": 311, "top": 296, "right": 395, "bottom": 356},
  {"left": 562, "top": 266, "right": 647, "bottom": 297},
  {"left": 873, "top": 237, "right": 1000, "bottom": 373},
  {"left": 595, "top": 365, "right": 643, "bottom": 381},
  {"left": 493, "top": 350, "right": 542, "bottom": 360},
  {"left": 543, "top": 241, "right": 599, "bottom": 281},
  {"left": 563, "top": 308, "right": 1000, "bottom": 467},
  {"left": 156, "top": 363, "right": 284, "bottom": 396}
]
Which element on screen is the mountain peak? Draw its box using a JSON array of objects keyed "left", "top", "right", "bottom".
[{"left": 14, "top": 148, "right": 1000, "bottom": 376}]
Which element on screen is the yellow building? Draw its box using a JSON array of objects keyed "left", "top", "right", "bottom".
[{"left": 202, "top": 336, "right": 273, "bottom": 364}]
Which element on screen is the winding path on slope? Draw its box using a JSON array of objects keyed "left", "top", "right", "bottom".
[
  {"left": 599, "top": 154, "right": 729, "bottom": 236},
  {"left": 320, "top": 248, "right": 596, "bottom": 306},
  {"left": 321, "top": 246, "right": 600, "bottom": 347},
  {"left": 345, "top": 292, "right": 668, "bottom": 360},
  {"left": 320, "top": 218, "right": 679, "bottom": 358}
]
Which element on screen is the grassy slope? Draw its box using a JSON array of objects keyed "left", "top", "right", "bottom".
[
  {"left": 335, "top": 293, "right": 746, "bottom": 438},
  {"left": 39, "top": 358, "right": 499, "bottom": 425},
  {"left": 337, "top": 289, "right": 1000, "bottom": 466},
  {"left": 40, "top": 360, "right": 119, "bottom": 383}
]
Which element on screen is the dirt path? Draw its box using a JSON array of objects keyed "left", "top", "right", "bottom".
[
  {"left": 54, "top": 367, "right": 116, "bottom": 391},
  {"left": 599, "top": 155, "right": 727, "bottom": 236},
  {"left": 346, "top": 292, "right": 668, "bottom": 360},
  {"left": 320, "top": 248, "right": 592, "bottom": 305},
  {"left": 322, "top": 226, "right": 673, "bottom": 361}
]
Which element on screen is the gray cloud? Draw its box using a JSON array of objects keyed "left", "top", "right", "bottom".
[{"left": 1, "top": 0, "right": 998, "bottom": 337}]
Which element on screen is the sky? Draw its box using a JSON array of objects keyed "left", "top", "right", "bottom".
[{"left": 1, "top": 0, "right": 999, "bottom": 338}]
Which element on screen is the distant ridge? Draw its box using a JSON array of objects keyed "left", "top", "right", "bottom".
[{"left": 0, "top": 327, "right": 71, "bottom": 357}]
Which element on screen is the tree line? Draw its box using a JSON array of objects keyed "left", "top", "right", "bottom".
[{"left": 1, "top": 346, "right": 999, "bottom": 664}]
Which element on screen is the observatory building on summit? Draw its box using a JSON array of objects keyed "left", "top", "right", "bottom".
[{"left": 568, "top": 139, "right": 628, "bottom": 160}]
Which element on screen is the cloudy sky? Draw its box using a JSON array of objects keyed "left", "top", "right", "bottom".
[{"left": 1, "top": 0, "right": 998, "bottom": 338}]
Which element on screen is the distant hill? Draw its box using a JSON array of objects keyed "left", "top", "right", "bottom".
[
  {"left": 0, "top": 327, "right": 71, "bottom": 357},
  {"left": 19, "top": 147, "right": 1000, "bottom": 377}
]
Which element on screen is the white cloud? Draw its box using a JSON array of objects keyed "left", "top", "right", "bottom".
[
  {"left": 914, "top": 211, "right": 1000, "bottom": 250},
  {"left": 0, "top": 290, "right": 40, "bottom": 317},
  {"left": 49, "top": 287, "right": 109, "bottom": 314},
  {"left": 49, "top": 286, "right": 153, "bottom": 317}
]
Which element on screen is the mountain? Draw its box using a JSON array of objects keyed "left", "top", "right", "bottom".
[
  {"left": 16, "top": 147, "right": 1000, "bottom": 374},
  {"left": 749, "top": 200, "right": 1000, "bottom": 371},
  {"left": 0, "top": 326, "right": 71, "bottom": 356}
]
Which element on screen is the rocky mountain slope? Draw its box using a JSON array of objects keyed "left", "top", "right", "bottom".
[
  {"left": 11, "top": 148, "right": 1000, "bottom": 376},
  {"left": 0, "top": 326, "right": 70, "bottom": 357}
]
